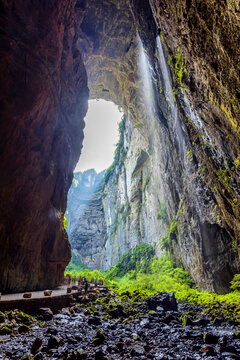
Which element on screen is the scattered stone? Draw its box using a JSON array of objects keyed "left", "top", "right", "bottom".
[
  {"left": 0, "top": 323, "right": 14, "bottom": 335},
  {"left": 192, "top": 318, "right": 210, "bottom": 326},
  {"left": 18, "top": 324, "right": 30, "bottom": 333},
  {"left": 31, "top": 338, "right": 43, "bottom": 355},
  {"left": 33, "top": 353, "right": 43, "bottom": 360},
  {"left": 23, "top": 293, "right": 32, "bottom": 298},
  {"left": 0, "top": 291, "right": 239, "bottom": 360},
  {"left": 37, "top": 308, "right": 53, "bottom": 321},
  {"left": 204, "top": 332, "right": 219, "bottom": 344},
  {"left": 130, "top": 344, "right": 145, "bottom": 357},
  {"left": 0, "top": 311, "right": 6, "bottom": 323},
  {"left": 162, "top": 292, "right": 178, "bottom": 311},
  {"left": 88, "top": 316, "right": 101, "bottom": 326},
  {"left": 95, "top": 350, "right": 107, "bottom": 360},
  {"left": 200, "top": 345, "right": 216, "bottom": 356},
  {"left": 47, "top": 335, "right": 61, "bottom": 349},
  {"left": 140, "top": 318, "right": 150, "bottom": 328},
  {"left": 46, "top": 326, "right": 58, "bottom": 335},
  {"left": 44, "top": 290, "right": 52, "bottom": 297},
  {"left": 92, "top": 329, "right": 106, "bottom": 345}
]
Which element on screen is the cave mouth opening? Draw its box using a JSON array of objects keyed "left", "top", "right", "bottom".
[
  {"left": 74, "top": 99, "right": 122, "bottom": 174},
  {"left": 65, "top": 99, "right": 123, "bottom": 271}
]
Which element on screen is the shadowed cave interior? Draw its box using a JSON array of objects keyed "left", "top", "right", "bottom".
[{"left": 0, "top": 0, "right": 240, "bottom": 296}]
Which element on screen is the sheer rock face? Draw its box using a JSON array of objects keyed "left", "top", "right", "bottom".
[
  {"left": 0, "top": 0, "right": 239, "bottom": 293},
  {"left": 0, "top": 0, "right": 88, "bottom": 293},
  {"left": 66, "top": 170, "right": 107, "bottom": 270},
  {"left": 75, "top": 0, "right": 240, "bottom": 292},
  {"left": 149, "top": 0, "right": 240, "bottom": 249}
]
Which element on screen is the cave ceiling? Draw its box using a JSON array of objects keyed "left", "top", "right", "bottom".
[{"left": 75, "top": 0, "right": 144, "bottom": 126}]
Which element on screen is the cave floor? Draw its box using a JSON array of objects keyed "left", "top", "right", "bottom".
[{"left": 0, "top": 291, "right": 239, "bottom": 360}]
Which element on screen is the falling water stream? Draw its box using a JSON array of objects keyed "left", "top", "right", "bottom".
[
  {"left": 156, "top": 35, "right": 186, "bottom": 157},
  {"left": 139, "top": 32, "right": 221, "bottom": 165},
  {"left": 138, "top": 33, "right": 186, "bottom": 157},
  {"left": 138, "top": 36, "right": 156, "bottom": 124}
]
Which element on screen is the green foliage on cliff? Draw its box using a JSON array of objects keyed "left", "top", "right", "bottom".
[
  {"left": 103, "top": 115, "right": 126, "bottom": 186},
  {"left": 156, "top": 200, "right": 167, "bottom": 223},
  {"left": 106, "top": 243, "right": 155, "bottom": 279},
  {"left": 63, "top": 215, "right": 68, "bottom": 230},
  {"left": 159, "top": 218, "right": 178, "bottom": 251},
  {"left": 230, "top": 273, "right": 240, "bottom": 291}
]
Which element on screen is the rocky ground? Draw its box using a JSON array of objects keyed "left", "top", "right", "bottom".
[{"left": 0, "top": 289, "right": 239, "bottom": 360}]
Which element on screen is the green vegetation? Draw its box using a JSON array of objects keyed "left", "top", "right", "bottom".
[
  {"left": 168, "top": 49, "right": 187, "bottom": 90},
  {"left": 72, "top": 175, "right": 79, "bottom": 187},
  {"left": 160, "top": 219, "right": 178, "bottom": 251},
  {"left": 110, "top": 202, "right": 131, "bottom": 236},
  {"left": 216, "top": 168, "right": 232, "bottom": 189},
  {"left": 103, "top": 115, "right": 126, "bottom": 186},
  {"left": 230, "top": 274, "right": 240, "bottom": 291},
  {"left": 156, "top": 200, "right": 167, "bottom": 223},
  {"left": 63, "top": 215, "right": 68, "bottom": 230},
  {"left": 106, "top": 243, "right": 155, "bottom": 280},
  {"left": 65, "top": 243, "right": 240, "bottom": 323},
  {"left": 174, "top": 49, "right": 187, "bottom": 88},
  {"left": 65, "top": 253, "right": 88, "bottom": 275}
]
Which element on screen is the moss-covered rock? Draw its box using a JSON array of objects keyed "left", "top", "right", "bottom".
[
  {"left": 92, "top": 329, "right": 106, "bottom": 346},
  {"left": 0, "top": 323, "right": 14, "bottom": 335}
]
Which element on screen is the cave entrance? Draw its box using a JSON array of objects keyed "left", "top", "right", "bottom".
[
  {"left": 65, "top": 99, "right": 123, "bottom": 271},
  {"left": 75, "top": 99, "right": 122, "bottom": 173}
]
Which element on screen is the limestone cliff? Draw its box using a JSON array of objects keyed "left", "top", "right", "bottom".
[
  {"left": 66, "top": 170, "right": 107, "bottom": 270},
  {"left": 76, "top": 0, "right": 240, "bottom": 292},
  {"left": 1, "top": 0, "right": 239, "bottom": 293}
]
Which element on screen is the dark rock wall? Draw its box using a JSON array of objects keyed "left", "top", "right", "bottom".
[
  {"left": 66, "top": 170, "right": 107, "bottom": 270},
  {"left": 0, "top": 0, "right": 88, "bottom": 293}
]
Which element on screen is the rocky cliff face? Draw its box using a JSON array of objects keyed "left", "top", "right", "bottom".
[
  {"left": 66, "top": 170, "right": 107, "bottom": 270},
  {"left": 76, "top": 0, "right": 240, "bottom": 292},
  {"left": 1, "top": 0, "right": 239, "bottom": 293},
  {"left": 0, "top": 0, "right": 88, "bottom": 293}
]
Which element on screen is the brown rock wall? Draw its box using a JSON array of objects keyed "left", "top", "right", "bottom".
[{"left": 0, "top": 0, "right": 88, "bottom": 293}]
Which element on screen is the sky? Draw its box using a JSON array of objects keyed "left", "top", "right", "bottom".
[{"left": 74, "top": 99, "right": 122, "bottom": 173}]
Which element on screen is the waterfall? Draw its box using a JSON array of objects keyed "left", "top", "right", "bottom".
[
  {"left": 138, "top": 36, "right": 156, "bottom": 123},
  {"left": 156, "top": 35, "right": 185, "bottom": 156}
]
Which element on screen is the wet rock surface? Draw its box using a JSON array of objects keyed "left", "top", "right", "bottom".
[{"left": 0, "top": 290, "right": 239, "bottom": 360}]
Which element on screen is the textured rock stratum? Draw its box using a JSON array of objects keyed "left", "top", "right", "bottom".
[
  {"left": 0, "top": 0, "right": 239, "bottom": 293},
  {"left": 66, "top": 170, "right": 107, "bottom": 270}
]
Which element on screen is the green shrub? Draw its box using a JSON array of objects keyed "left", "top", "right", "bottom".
[
  {"left": 230, "top": 274, "right": 240, "bottom": 291},
  {"left": 106, "top": 243, "right": 155, "bottom": 280},
  {"left": 103, "top": 115, "right": 126, "bottom": 186},
  {"left": 156, "top": 201, "right": 167, "bottom": 223}
]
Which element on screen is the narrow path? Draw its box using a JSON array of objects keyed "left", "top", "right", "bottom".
[{"left": 1, "top": 286, "right": 69, "bottom": 301}]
